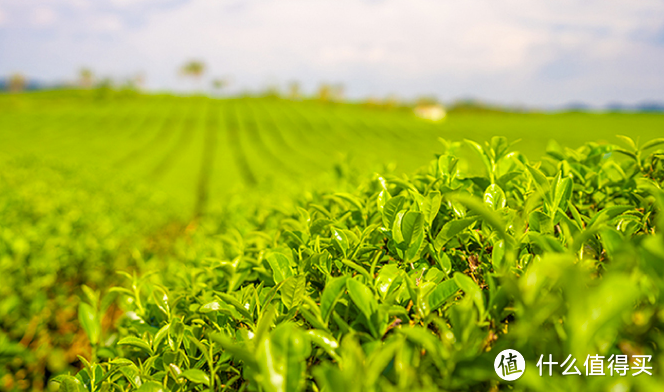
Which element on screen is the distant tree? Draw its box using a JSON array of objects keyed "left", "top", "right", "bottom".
[
  {"left": 180, "top": 61, "right": 206, "bottom": 78},
  {"left": 96, "top": 78, "right": 113, "bottom": 88},
  {"left": 415, "top": 95, "right": 438, "bottom": 107},
  {"left": 362, "top": 97, "right": 381, "bottom": 108},
  {"left": 79, "top": 68, "right": 94, "bottom": 88},
  {"left": 211, "top": 78, "right": 228, "bottom": 91},
  {"left": 93, "top": 78, "right": 114, "bottom": 100},
  {"left": 180, "top": 60, "right": 206, "bottom": 92},
  {"left": 448, "top": 99, "right": 505, "bottom": 113},
  {"left": 287, "top": 81, "right": 302, "bottom": 99},
  {"left": 8, "top": 73, "right": 26, "bottom": 92},
  {"left": 383, "top": 94, "right": 400, "bottom": 109},
  {"left": 317, "top": 83, "right": 344, "bottom": 102},
  {"left": 263, "top": 83, "right": 281, "bottom": 98},
  {"left": 317, "top": 83, "right": 332, "bottom": 102}
]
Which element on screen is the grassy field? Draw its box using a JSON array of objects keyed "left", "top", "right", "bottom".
[
  {"left": 1, "top": 90, "right": 662, "bottom": 214},
  {"left": 1, "top": 90, "right": 663, "bottom": 391}
]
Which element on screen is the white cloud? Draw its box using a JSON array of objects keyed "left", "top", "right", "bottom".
[
  {"left": 31, "top": 6, "right": 57, "bottom": 26},
  {"left": 129, "top": 0, "right": 547, "bottom": 75},
  {"left": 108, "top": 0, "right": 166, "bottom": 9},
  {"left": 0, "top": 8, "right": 6, "bottom": 26},
  {"left": 92, "top": 14, "right": 123, "bottom": 32}
]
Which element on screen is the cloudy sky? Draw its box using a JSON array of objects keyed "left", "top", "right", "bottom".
[{"left": 1, "top": 0, "right": 664, "bottom": 106}]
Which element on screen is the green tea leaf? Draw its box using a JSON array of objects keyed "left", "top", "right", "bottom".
[
  {"left": 346, "top": 278, "right": 379, "bottom": 337},
  {"left": 529, "top": 210, "right": 554, "bottom": 234},
  {"left": 426, "top": 279, "right": 460, "bottom": 312},
  {"left": 331, "top": 227, "right": 349, "bottom": 257},
  {"left": 447, "top": 193, "right": 507, "bottom": 240},
  {"left": 136, "top": 381, "right": 164, "bottom": 392},
  {"left": 320, "top": 276, "right": 348, "bottom": 323},
  {"left": 306, "top": 330, "right": 340, "bottom": 361},
  {"left": 642, "top": 137, "right": 664, "bottom": 151},
  {"left": 266, "top": 252, "right": 295, "bottom": 283},
  {"left": 382, "top": 195, "right": 406, "bottom": 228},
  {"left": 483, "top": 184, "right": 506, "bottom": 210},
  {"left": 433, "top": 218, "right": 477, "bottom": 251},
  {"left": 78, "top": 303, "right": 100, "bottom": 346},
  {"left": 281, "top": 275, "right": 307, "bottom": 310},
  {"left": 179, "top": 369, "right": 210, "bottom": 386},
  {"left": 465, "top": 139, "right": 494, "bottom": 181},
  {"left": 117, "top": 337, "right": 154, "bottom": 355},
  {"left": 422, "top": 191, "right": 442, "bottom": 224},
  {"left": 552, "top": 176, "right": 572, "bottom": 213},
  {"left": 400, "top": 211, "right": 424, "bottom": 247},
  {"left": 55, "top": 376, "right": 86, "bottom": 392},
  {"left": 453, "top": 273, "right": 485, "bottom": 319}
]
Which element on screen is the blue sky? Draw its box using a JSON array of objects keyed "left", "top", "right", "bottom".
[{"left": 1, "top": 0, "right": 664, "bottom": 107}]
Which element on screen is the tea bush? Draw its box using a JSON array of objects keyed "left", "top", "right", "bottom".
[
  {"left": 0, "top": 156, "right": 175, "bottom": 390},
  {"left": 51, "top": 136, "right": 664, "bottom": 391}
]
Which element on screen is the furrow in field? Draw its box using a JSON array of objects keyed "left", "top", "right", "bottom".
[
  {"left": 246, "top": 102, "right": 299, "bottom": 157},
  {"left": 248, "top": 101, "right": 326, "bottom": 172},
  {"left": 336, "top": 108, "right": 430, "bottom": 158},
  {"left": 280, "top": 101, "right": 348, "bottom": 154},
  {"left": 313, "top": 105, "right": 381, "bottom": 147},
  {"left": 381, "top": 114, "right": 450, "bottom": 160},
  {"left": 123, "top": 96, "right": 173, "bottom": 139},
  {"left": 225, "top": 101, "right": 257, "bottom": 186},
  {"left": 64, "top": 102, "right": 156, "bottom": 162},
  {"left": 100, "top": 101, "right": 173, "bottom": 163},
  {"left": 348, "top": 107, "right": 412, "bottom": 142},
  {"left": 149, "top": 111, "right": 198, "bottom": 179},
  {"left": 114, "top": 104, "right": 188, "bottom": 167},
  {"left": 235, "top": 101, "right": 300, "bottom": 178},
  {"left": 313, "top": 106, "right": 401, "bottom": 172},
  {"left": 255, "top": 100, "right": 320, "bottom": 154},
  {"left": 193, "top": 102, "right": 222, "bottom": 217}
]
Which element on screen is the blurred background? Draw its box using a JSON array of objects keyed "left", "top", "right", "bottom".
[
  {"left": 2, "top": 0, "right": 664, "bottom": 109},
  {"left": 2, "top": 0, "right": 664, "bottom": 214}
]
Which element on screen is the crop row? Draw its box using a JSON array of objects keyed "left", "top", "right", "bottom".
[{"left": 0, "top": 93, "right": 448, "bottom": 216}]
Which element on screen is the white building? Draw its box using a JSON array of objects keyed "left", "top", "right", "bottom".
[{"left": 414, "top": 104, "right": 446, "bottom": 122}]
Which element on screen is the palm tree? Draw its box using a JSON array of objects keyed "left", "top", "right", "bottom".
[
  {"left": 181, "top": 61, "right": 205, "bottom": 77},
  {"left": 180, "top": 61, "right": 206, "bottom": 92}
]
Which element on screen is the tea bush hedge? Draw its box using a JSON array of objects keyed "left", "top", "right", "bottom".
[
  {"left": 0, "top": 156, "right": 174, "bottom": 390},
  {"left": 46, "top": 136, "right": 664, "bottom": 391}
]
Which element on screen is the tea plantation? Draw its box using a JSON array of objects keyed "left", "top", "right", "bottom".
[{"left": 1, "top": 90, "right": 664, "bottom": 391}]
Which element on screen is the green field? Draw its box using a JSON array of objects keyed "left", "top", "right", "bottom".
[
  {"left": 1, "top": 90, "right": 664, "bottom": 392},
  {"left": 2, "top": 91, "right": 662, "bottom": 214}
]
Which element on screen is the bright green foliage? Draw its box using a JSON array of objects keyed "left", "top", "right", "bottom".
[
  {"left": 2, "top": 92, "right": 664, "bottom": 391},
  {"left": 2, "top": 91, "right": 664, "bottom": 213},
  {"left": 0, "top": 157, "right": 174, "bottom": 389},
  {"left": 45, "top": 136, "right": 664, "bottom": 392}
]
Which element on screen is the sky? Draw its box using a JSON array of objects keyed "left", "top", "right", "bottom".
[{"left": 1, "top": 0, "right": 664, "bottom": 107}]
